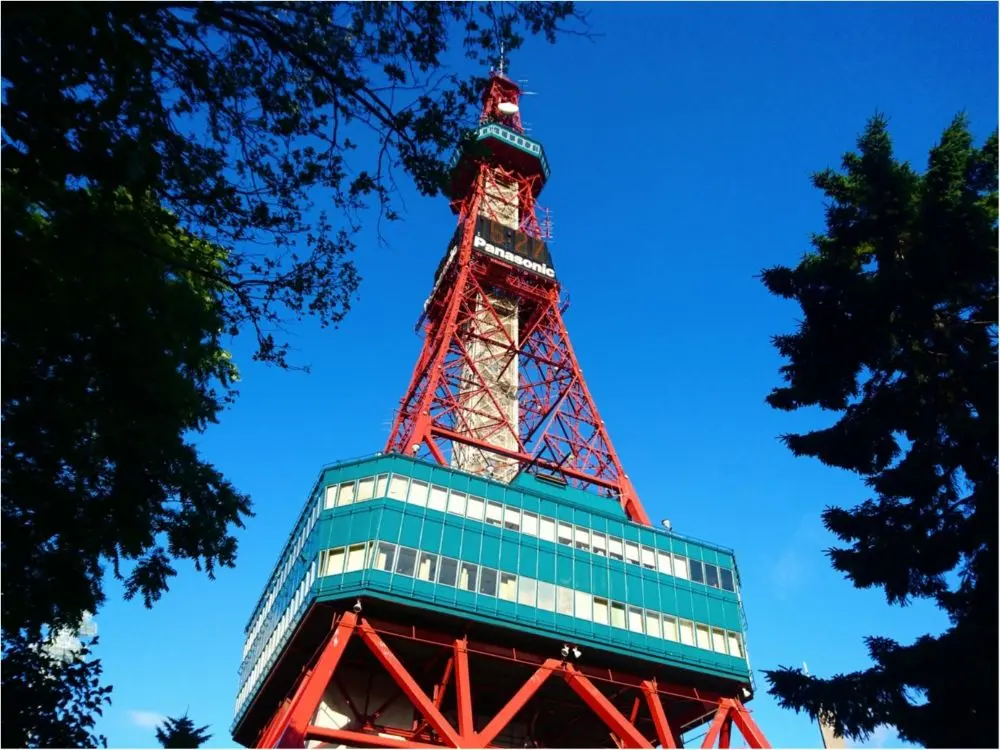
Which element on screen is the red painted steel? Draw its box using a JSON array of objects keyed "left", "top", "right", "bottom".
[
  {"left": 252, "top": 610, "right": 771, "bottom": 749},
  {"left": 562, "top": 664, "right": 653, "bottom": 749},
  {"left": 384, "top": 71, "right": 651, "bottom": 526}
]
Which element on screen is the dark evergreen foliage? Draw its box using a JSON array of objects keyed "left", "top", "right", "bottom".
[
  {"left": 155, "top": 714, "right": 212, "bottom": 749},
  {"left": 2, "top": 2, "right": 577, "bottom": 743},
  {"left": 761, "top": 114, "right": 998, "bottom": 748}
]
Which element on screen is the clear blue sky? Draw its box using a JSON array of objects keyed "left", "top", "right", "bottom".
[{"left": 92, "top": 3, "right": 997, "bottom": 748}]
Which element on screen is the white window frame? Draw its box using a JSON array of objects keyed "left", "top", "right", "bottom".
[
  {"left": 539, "top": 517, "right": 556, "bottom": 542},
  {"left": 408, "top": 480, "right": 429, "bottom": 507},
  {"left": 388, "top": 475, "right": 408, "bottom": 501},
  {"left": 574, "top": 591, "right": 592, "bottom": 621},
  {"left": 466, "top": 496, "right": 485, "bottom": 521},
  {"left": 522, "top": 512, "right": 539, "bottom": 537},
  {"left": 447, "top": 490, "right": 467, "bottom": 516}
]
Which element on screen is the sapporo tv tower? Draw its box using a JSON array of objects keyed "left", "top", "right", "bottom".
[{"left": 231, "top": 64, "right": 771, "bottom": 749}]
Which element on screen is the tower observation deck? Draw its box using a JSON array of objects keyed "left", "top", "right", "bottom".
[{"left": 232, "top": 70, "right": 770, "bottom": 750}]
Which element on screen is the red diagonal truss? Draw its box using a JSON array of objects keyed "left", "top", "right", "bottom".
[
  {"left": 385, "top": 160, "right": 650, "bottom": 525},
  {"left": 254, "top": 610, "right": 769, "bottom": 749}
]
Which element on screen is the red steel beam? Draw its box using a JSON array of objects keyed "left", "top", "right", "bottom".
[
  {"left": 305, "top": 725, "right": 442, "bottom": 749},
  {"left": 355, "top": 619, "right": 463, "bottom": 747},
  {"left": 700, "top": 701, "right": 731, "bottom": 749},
  {"left": 474, "top": 659, "right": 561, "bottom": 747},
  {"left": 720, "top": 715, "right": 733, "bottom": 748},
  {"left": 562, "top": 664, "right": 653, "bottom": 749},
  {"left": 274, "top": 611, "right": 356, "bottom": 747},
  {"left": 454, "top": 639, "right": 475, "bottom": 741},
  {"left": 729, "top": 700, "right": 771, "bottom": 749},
  {"left": 642, "top": 681, "right": 678, "bottom": 750}
]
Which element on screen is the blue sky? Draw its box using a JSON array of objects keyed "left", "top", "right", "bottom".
[{"left": 91, "top": 3, "right": 997, "bottom": 748}]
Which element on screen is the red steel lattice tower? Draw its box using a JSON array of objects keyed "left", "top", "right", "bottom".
[
  {"left": 236, "top": 68, "right": 770, "bottom": 750},
  {"left": 385, "top": 72, "right": 651, "bottom": 527}
]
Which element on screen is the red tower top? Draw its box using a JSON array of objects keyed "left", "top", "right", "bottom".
[{"left": 388, "top": 70, "right": 651, "bottom": 526}]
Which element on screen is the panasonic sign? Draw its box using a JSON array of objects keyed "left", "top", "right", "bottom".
[{"left": 472, "top": 216, "right": 557, "bottom": 280}]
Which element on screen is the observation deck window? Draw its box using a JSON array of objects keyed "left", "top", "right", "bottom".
[
  {"left": 439, "top": 557, "right": 459, "bottom": 587},
  {"left": 418, "top": 552, "right": 438, "bottom": 581},
  {"left": 466, "top": 496, "right": 485, "bottom": 521},
  {"left": 645, "top": 612, "right": 662, "bottom": 639},
  {"left": 678, "top": 619, "right": 695, "bottom": 646},
  {"left": 518, "top": 577, "right": 536, "bottom": 607},
  {"left": 346, "top": 544, "right": 368, "bottom": 572},
  {"left": 446, "top": 489, "right": 467, "bottom": 515},
  {"left": 499, "top": 572, "right": 518, "bottom": 601},
  {"left": 610, "top": 602, "right": 627, "bottom": 629},
  {"left": 537, "top": 581, "right": 556, "bottom": 612},
  {"left": 409, "top": 480, "right": 429, "bottom": 507},
  {"left": 727, "top": 632, "right": 744, "bottom": 658},
  {"left": 705, "top": 564, "right": 720, "bottom": 589},
  {"left": 357, "top": 478, "right": 375, "bottom": 502},
  {"left": 574, "top": 527, "right": 591, "bottom": 552},
  {"left": 695, "top": 624, "right": 712, "bottom": 651},
  {"left": 375, "top": 474, "right": 389, "bottom": 498},
  {"left": 592, "top": 533, "right": 607, "bottom": 556},
  {"left": 628, "top": 607, "right": 644, "bottom": 634},
  {"left": 395, "top": 547, "right": 417, "bottom": 576},
  {"left": 673, "top": 556, "right": 689, "bottom": 580},
  {"left": 575, "top": 591, "right": 593, "bottom": 621},
  {"left": 690, "top": 560, "right": 705, "bottom": 584},
  {"left": 460, "top": 562, "right": 478, "bottom": 591},
  {"left": 662, "top": 615, "right": 678, "bottom": 642},
  {"left": 503, "top": 507, "right": 521, "bottom": 531},
  {"left": 557, "top": 522, "right": 573, "bottom": 546},
  {"left": 485, "top": 501, "right": 504, "bottom": 527},
  {"left": 640, "top": 546, "right": 657, "bottom": 570},
  {"left": 720, "top": 568, "right": 736, "bottom": 592},
  {"left": 539, "top": 517, "right": 556, "bottom": 542},
  {"left": 388, "top": 476, "right": 408, "bottom": 501},
  {"left": 522, "top": 511, "right": 539, "bottom": 536},
  {"left": 656, "top": 552, "right": 672, "bottom": 575},
  {"left": 608, "top": 539, "right": 624, "bottom": 561},
  {"left": 592, "top": 597, "right": 609, "bottom": 625},
  {"left": 479, "top": 567, "right": 498, "bottom": 596},
  {"left": 556, "top": 586, "right": 573, "bottom": 616},
  {"left": 326, "top": 548, "right": 346, "bottom": 576},
  {"left": 624, "top": 542, "right": 641, "bottom": 566},
  {"left": 712, "top": 628, "right": 728, "bottom": 655},
  {"left": 374, "top": 542, "right": 395, "bottom": 572}
]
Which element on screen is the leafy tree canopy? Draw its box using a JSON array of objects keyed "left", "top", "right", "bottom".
[
  {"left": 761, "top": 114, "right": 998, "bottom": 748},
  {"left": 1, "top": 628, "right": 112, "bottom": 749},
  {"left": 2, "top": 0, "right": 577, "bottom": 638},
  {"left": 156, "top": 714, "right": 212, "bottom": 749}
]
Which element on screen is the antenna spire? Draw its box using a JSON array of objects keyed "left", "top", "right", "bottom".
[{"left": 498, "top": 41, "right": 506, "bottom": 75}]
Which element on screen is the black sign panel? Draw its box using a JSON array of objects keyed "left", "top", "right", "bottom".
[{"left": 472, "top": 216, "right": 556, "bottom": 280}]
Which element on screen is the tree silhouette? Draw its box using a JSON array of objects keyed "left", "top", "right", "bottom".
[
  {"left": 155, "top": 714, "right": 212, "bottom": 749},
  {"left": 761, "top": 114, "right": 997, "bottom": 747}
]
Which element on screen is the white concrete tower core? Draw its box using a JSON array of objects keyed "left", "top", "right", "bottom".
[{"left": 452, "top": 169, "right": 521, "bottom": 483}]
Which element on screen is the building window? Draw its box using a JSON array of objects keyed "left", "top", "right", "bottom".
[
  {"left": 395, "top": 547, "right": 417, "bottom": 577},
  {"left": 459, "top": 562, "right": 478, "bottom": 592},
  {"left": 388, "top": 476, "right": 408, "bottom": 501},
  {"left": 678, "top": 619, "right": 694, "bottom": 646},
  {"left": 337, "top": 481, "right": 356, "bottom": 506},
  {"left": 324, "top": 485, "right": 337, "bottom": 509},
  {"left": 375, "top": 474, "right": 389, "bottom": 498},
  {"left": 374, "top": 543, "right": 395, "bottom": 572},
  {"left": 357, "top": 478, "right": 375, "bottom": 502},
  {"left": 574, "top": 591, "right": 592, "bottom": 621},
  {"left": 628, "top": 607, "right": 645, "bottom": 634},
  {"left": 640, "top": 547, "right": 656, "bottom": 570},
  {"left": 326, "top": 548, "right": 346, "bottom": 576},
  {"left": 608, "top": 539, "right": 624, "bottom": 561},
  {"left": 574, "top": 527, "right": 591, "bottom": 552},
  {"left": 695, "top": 624, "right": 712, "bottom": 650},
  {"left": 503, "top": 507, "right": 521, "bottom": 532},
  {"left": 624, "top": 543, "right": 640, "bottom": 565},
  {"left": 656, "top": 552, "right": 672, "bottom": 576},
  {"left": 447, "top": 489, "right": 467, "bottom": 515},
  {"left": 690, "top": 560, "right": 705, "bottom": 584},
  {"left": 557, "top": 523, "right": 573, "bottom": 546},
  {"left": 645, "top": 612, "right": 662, "bottom": 639},
  {"left": 727, "top": 632, "right": 744, "bottom": 658},
  {"left": 592, "top": 597, "right": 609, "bottom": 625},
  {"left": 346, "top": 544, "right": 367, "bottom": 573},
  {"left": 408, "top": 480, "right": 429, "bottom": 507},
  {"left": 537, "top": 581, "right": 556, "bottom": 611},
  {"left": 592, "top": 533, "right": 607, "bottom": 556},
  {"left": 438, "top": 557, "right": 459, "bottom": 587},
  {"left": 712, "top": 628, "right": 728, "bottom": 654},
  {"left": 522, "top": 512, "right": 539, "bottom": 537},
  {"left": 517, "top": 577, "right": 536, "bottom": 607},
  {"left": 499, "top": 572, "right": 518, "bottom": 601},
  {"left": 610, "top": 602, "right": 627, "bottom": 629},
  {"left": 556, "top": 586, "right": 574, "bottom": 616},
  {"left": 418, "top": 552, "right": 438, "bottom": 582},
  {"left": 485, "top": 502, "right": 503, "bottom": 527},
  {"left": 705, "top": 564, "right": 720, "bottom": 588},
  {"left": 479, "top": 568, "right": 498, "bottom": 597},
  {"left": 673, "top": 555, "right": 689, "bottom": 580},
  {"left": 539, "top": 517, "right": 556, "bottom": 542},
  {"left": 716, "top": 569, "right": 733, "bottom": 593},
  {"left": 466, "top": 496, "right": 485, "bottom": 521}
]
